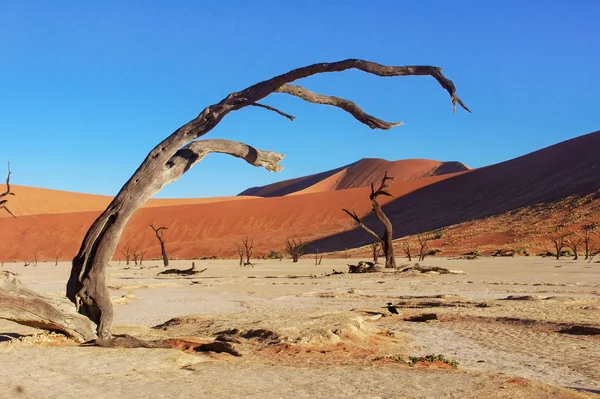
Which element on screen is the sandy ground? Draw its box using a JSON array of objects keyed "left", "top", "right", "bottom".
[{"left": 1, "top": 257, "right": 599, "bottom": 398}]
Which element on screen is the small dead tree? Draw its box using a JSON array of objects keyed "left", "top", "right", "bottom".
[
  {"left": 137, "top": 249, "right": 147, "bottom": 266},
  {"left": 343, "top": 171, "right": 396, "bottom": 268},
  {"left": 150, "top": 224, "right": 169, "bottom": 267},
  {"left": 235, "top": 244, "right": 244, "bottom": 266},
  {"left": 549, "top": 235, "right": 567, "bottom": 260},
  {"left": 583, "top": 224, "right": 598, "bottom": 260},
  {"left": 371, "top": 243, "right": 382, "bottom": 264},
  {"left": 285, "top": 238, "right": 305, "bottom": 263},
  {"left": 54, "top": 254, "right": 59, "bottom": 266},
  {"left": 59, "top": 59, "right": 468, "bottom": 340},
  {"left": 315, "top": 249, "right": 324, "bottom": 265},
  {"left": 132, "top": 253, "right": 139, "bottom": 266},
  {"left": 33, "top": 252, "right": 38, "bottom": 267},
  {"left": 565, "top": 233, "right": 583, "bottom": 260},
  {"left": 0, "top": 162, "right": 16, "bottom": 218},
  {"left": 120, "top": 244, "right": 133, "bottom": 266},
  {"left": 239, "top": 237, "right": 254, "bottom": 266},
  {"left": 417, "top": 235, "right": 431, "bottom": 262},
  {"left": 401, "top": 240, "right": 414, "bottom": 262}
]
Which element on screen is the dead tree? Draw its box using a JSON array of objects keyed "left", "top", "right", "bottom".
[
  {"left": 235, "top": 244, "right": 244, "bottom": 266},
  {"left": 371, "top": 243, "right": 382, "bottom": 264},
  {"left": 239, "top": 237, "right": 254, "bottom": 266},
  {"left": 565, "top": 234, "right": 583, "bottom": 260},
  {"left": 120, "top": 244, "right": 133, "bottom": 266},
  {"left": 285, "top": 238, "right": 306, "bottom": 262},
  {"left": 0, "top": 162, "right": 16, "bottom": 218},
  {"left": 583, "top": 224, "right": 598, "bottom": 260},
  {"left": 549, "top": 235, "right": 567, "bottom": 260},
  {"left": 59, "top": 59, "right": 468, "bottom": 339},
  {"left": 150, "top": 224, "right": 169, "bottom": 267},
  {"left": 137, "top": 249, "right": 147, "bottom": 266},
  {"left": 343, "top": 172, "right": 396, "bottom": 268},
  {"left": 417, "top": 235, "right": 431, "bottom": 261},
  {"left": 315, "top": 249, "right": 323, "bottom": 265},
  {"left": 401, "top": 240, "right": 414, "bottom": 262}
]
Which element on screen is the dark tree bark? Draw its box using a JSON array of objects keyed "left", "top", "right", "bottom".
[
  {"left": 583, "top": 224, "right": 598, "bottom": 260},
  {"left": 285, "top": 238, "right": 305, "bottom": 262},
  {"left": 240, "top": 237, "right": 254, "bottom": 266},
  {"left": 371, "top": 243, "right": 382, "bottom": 264},
  {"left": 565, "top": 234, "right": 583, "bottom": 260},
  {"left": 150, "top": 224, "right": 169, "bottom": 267},
  {"left": 0, "top": 162, "right": 16, "bottom": 218},
  {"left": 235, "top": 244, "right": 244, "bottom": 266},
  {"left": 66, "top": 59, "right": 469, "bottom": 339},
  {"left": 120, "top": 244, "right": 133, "bottom": 266},
  {"left": 417, "top": 235, "right": 431, "bottom": 262},
  {"left": 401, "top": 241, "right": 413, "bottom": 262},
  {"left": 0, "top": 272, "right": 96, "bottom": 342},
  {"left": 550, "top": 235, "right": 567, "bottom": 260},
  {"left": 343, "top": 171, "right": 396, "bottom": 268}
]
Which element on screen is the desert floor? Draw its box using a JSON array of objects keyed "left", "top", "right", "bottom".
[{"left": 1, "top": 257, "right": 599, "bottom": 398}]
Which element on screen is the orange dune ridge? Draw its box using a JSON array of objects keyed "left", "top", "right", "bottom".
[
  {"left": 240, "top": 158, "right": 468, "bottom": 197},
  {"left": 0, "top": 173, "right": 460, "bottom": 261},
  {"left": 2, "top": 185, "right": 253, "bottom": 218}
]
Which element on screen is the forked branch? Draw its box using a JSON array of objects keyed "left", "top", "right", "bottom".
[{"left": 0, "top": 162, "right": 16, "bottom": 218}]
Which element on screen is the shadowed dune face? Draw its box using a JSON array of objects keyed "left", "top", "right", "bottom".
[
  {"left": 239, "top": 158, "right": 469, "bottom": 197},
  {"left": 0, "top": 131, "right": 599, "bottom": 261},
  {"left": 307, "top": 130, "right": 600, "bottom": 252}
]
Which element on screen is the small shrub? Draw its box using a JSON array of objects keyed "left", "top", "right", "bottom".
[
  {"left": 266, "top": 250, "right": 283, "bottom": 260},
  {"left": 426, "top": 249, "right": 442, "bottom": 256},
  {"left": 464, "top": 250, "right": 480, "bottom": 257},
  {"left": 408, "top": 354, "right": 459, "bottom": 368}
]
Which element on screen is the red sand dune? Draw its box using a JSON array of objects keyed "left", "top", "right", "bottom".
[
  {"left": 1, "top": 131, "right": 599, "bottom": 261},
  {"left": 0, "top": 173, "right": 459, "bottom": 261},
  {"left": 1, "top": 185, "right": 251, "bottom": 218},
  {"left": 239, "top": 158, "right": 469, "bottom": 197}
]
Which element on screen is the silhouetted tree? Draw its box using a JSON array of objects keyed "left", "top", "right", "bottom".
[
  {"left": 583, "top": 223, "right": 598, "bottom": 260},
  {"left": 285, "top": 238, "right": 306, "bottom": 263},
  {"left": 343, "top": 171, "right": 396, "bottom": 268},
  {"left": 565, "top": 233, "right": 583, "bottom": 260},
  {"left": 417, "top": 235, "right": 431, "bottom": 261},
  {"left": 120, "top": 244, "right": 133, "bottom": 266},
  {"left": 0, "top": 162, "right": 15, "bottom": 218},
  {"left": 549, "top": 235, "right": 567, "bottom": 260},
  {"left": 150, "top": 224, "right": 169, "bottom": 267},
  {"left": 401, "top": 240, "right": 414, "bottom": 262}
]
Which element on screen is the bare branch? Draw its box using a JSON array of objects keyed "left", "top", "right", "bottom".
[
  {"left": 247, "top": 102, "right": 296, "bottom": 121},
  {"left": 370, "top": 171, "right": 395, "bottom": 200},
  {"left": 276, "top": 85, "right": 402, "bottom": 129},
  {"left": 0, "top": 162, "right": 16, "bottom": 218},
  {"left": 342, "top": 208, "right": 383, "bottom": 244}
]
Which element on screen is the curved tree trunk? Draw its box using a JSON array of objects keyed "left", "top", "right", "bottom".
[{"left": 66, "top": 60, "right": 468, "bottom": 339}]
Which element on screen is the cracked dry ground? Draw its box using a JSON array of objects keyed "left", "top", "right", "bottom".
[{"left": 0, "top": 257, "right": 599, "bottom": 398}]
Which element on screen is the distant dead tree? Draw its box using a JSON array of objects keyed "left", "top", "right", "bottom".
[
  {"left": 343, "top": 171, "right": 396, "bottom": 268},
  {"left": 285, "top": 238, "right": 306, "bottom": 263},
  {"left": 150, "top": 223, "right": 169, "bottom": 267},
  {"left": 583, "top": 223, "right": 598, "bottom": 260},
  {"left": 54, "top": 254, "right": 59, "bottom": 266},
  {"left": 137, "top": 249, "right": 147, "bottom": 266},
  {"left": 315, "top": 249, "right": 323, "bottom": 265},
  {"left": 0, "top": 162, "right": 16, "bottom": 218},
  {"left": 132, "top": 253, "right": 139, "bottom": 266},
  {"left": 401, "top": 240, "right": 414, "bottom": 262},
  {"left": 565, "top": 233, "right": 584, "bottom": 260},
  {"left": 33, "top": 252, "right": 38, "bottom": 267},
  {"left": 238, "top": 237, "right": 254, "bottom": 267},
  {"left": 417, "top": 235, "right": 431, "bottom": 261},
  {"left": 549, "top": 235, "right": 567, "bottom": 260},
  {"left": 370, "top": 243, "right": 382, "bottom": 264},
  {"left": 235, "top": 244, "right": 244, "bottom": 266},
  {"left": 120, "top": 244, "right": 133, "bottom": 266}
]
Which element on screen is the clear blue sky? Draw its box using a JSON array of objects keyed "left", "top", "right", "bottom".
[{"left": 1, "top": 1, "right": 598, "bottom": 198}]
